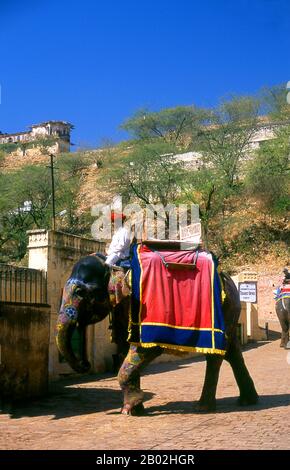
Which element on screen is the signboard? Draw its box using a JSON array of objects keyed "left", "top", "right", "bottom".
[
  {"left": 238, "top": 282, "right": 257, "bottom": 303},
  {"left": 179, "top": 222, "right": 202, "bottom": 243}
]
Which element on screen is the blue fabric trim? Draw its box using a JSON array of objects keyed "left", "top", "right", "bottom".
[
  {"left": 213, "top": 263, "right": 225, "bottom": 332},
  {"left": 116, "top": 258, "right": 131, "bottom": 268},
  {"left": 131, "top": 244, "right": 141, "bottom": 301},
  {"left": 214, "top": 330, "right": 226, "bottom": 351},
  {"left": 140, "top": 324, "right": 225, "bottom": 349}
]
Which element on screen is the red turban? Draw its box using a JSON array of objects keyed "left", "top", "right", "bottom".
[{"left": 111, "top": 212, "right": 126, "bottom": 222}]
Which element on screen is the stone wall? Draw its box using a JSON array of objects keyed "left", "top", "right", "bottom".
[
  {"left": 0, "top": 265, "right": 47, "bottom": 304},
  {"left": 0, "top": 302, "right": 50, "bottom": 399},
  {"left": 257, "top": 272, "right": 282, "bottom": 335}
]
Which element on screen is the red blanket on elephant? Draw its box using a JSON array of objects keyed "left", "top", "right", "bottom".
[{"left": 129, "top": 244, "right": 226, "bottom": 355}]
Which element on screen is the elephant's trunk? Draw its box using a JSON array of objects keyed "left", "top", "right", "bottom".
[
  {"left": 55, "top": 278, "right": 92, "bottom": 373},
  {"left": 56, "top": 320, "right": 91, "bottom": 373},
  {"left": 55, "top": 274, "right": 112, "bottom": 373}
]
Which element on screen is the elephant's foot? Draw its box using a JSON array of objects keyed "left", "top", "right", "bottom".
[
  {"left": 121, "top": 402, "right": 145, "bottom": 416},
  {"left": 121, "top": 387, "right": 145, "bottom": 416},
  {"left": 237, "top": 391, "right": 259, "bottom": 407},
  {"left": 195, "top": 400, "right": 216, "bottom": 413}
]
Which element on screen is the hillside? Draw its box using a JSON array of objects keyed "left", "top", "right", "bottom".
[
  {"left": 1, "top": 146, "right": 53, "bottom": 171},
  {"left": 0, "top": 140, "right": 289, "bottom": 276}
]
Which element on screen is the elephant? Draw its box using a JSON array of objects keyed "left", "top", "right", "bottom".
[
  {"left": 275, "top": 293, "right": 290, "bottom": 349},
  {"left": 55, "top": 254, "right": 259, "bottom": 415}
]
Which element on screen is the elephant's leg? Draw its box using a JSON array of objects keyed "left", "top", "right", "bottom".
[
  {"left": 225, "top": 339, "right": 259, "bottom": 406},
  {"left": 277, "top": 312, "right": 288, "bottom": 347},
  {"left": 279, "top": 314, "right": 289, "bottom": 348},
  {"left": 118, "top": 344, "right": 163, "bottom": 415},
  {"left": 280, "top": 326, "right": 289, "bottom": 348},
  {"left": 287, "top": 312, "right": 290, "bottom": 348},
  {"left": 276, "top": 303, "right": 289, "bottom": 347},
  {"left": 197, "top": 354, "right": 223, "bottom": 412}
]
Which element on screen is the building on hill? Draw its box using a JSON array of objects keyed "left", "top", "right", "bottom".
[
  {"left": 175, "top": 119, "right": 287, "bottom": 169},
  {"left": 0, "top": 121, "right": 73, "bottom": 153}
]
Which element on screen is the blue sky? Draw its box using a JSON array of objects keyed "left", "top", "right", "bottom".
[{"left": 0, "top": 0, "right": 290, "bottom": 149}]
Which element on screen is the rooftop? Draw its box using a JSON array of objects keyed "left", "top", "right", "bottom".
[{"left": 31, "top": 121, "right": 74, "bottom": 129}]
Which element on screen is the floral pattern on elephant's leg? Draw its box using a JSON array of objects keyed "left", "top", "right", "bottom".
[
  {"left": 118, "top": 344, "right": 162, "bottom": 415},
  {"left": 120, "top": 371, "right": 144, "bottom": 409},
  {"left": 118, "top": 346, "right": 145, "bottom": 413}
]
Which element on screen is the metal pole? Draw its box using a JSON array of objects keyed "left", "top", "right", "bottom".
[
  {"left": 50, "top": 154, "right": 56, "bottom": 231},
  {"left": 265, "top": 321, "right": 269, "bottom": 340}
]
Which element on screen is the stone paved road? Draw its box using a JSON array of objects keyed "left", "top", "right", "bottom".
[{"left": 1, "top": 336, "right": 290, "bottom": 450}]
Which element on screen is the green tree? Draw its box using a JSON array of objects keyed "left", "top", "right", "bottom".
[
  {"left": 54, "top": 152, "right": 99, "bottom": 234},
  {"left": 180, "top": 166, "right": 236, "bottom": 252},
  {"left": 106, "top": 141, "right": 184, "bottom": 208},
  {"left": 0, "top": 166, "right": 52, "bottom": 261},
  {"left": 245, "top": 126, "right": 290, "bottom": 214},
  {"left": 195, "top": 96, "right": 260, "bottom": 188},
  {"left": 181, "top": 168, "right": 216, "bottom": 248},
  {"left": 260, "top": 83, "right": 290, "bottom": 121},
  {"left": 56, "top": 151, "right": 94, "bottom": 176},
  {"left": 121, "top": 106, "right": 206, "bottom": 147},
  {"left": 0, "top": 153, "right": 95, "bottom": 262}
]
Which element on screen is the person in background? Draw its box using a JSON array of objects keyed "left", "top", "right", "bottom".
[
  {"left": 273, "top": 267, "right": 290, "bottom": 299},
  {"left": 282, "top": 268, "right": 290, "bottom": 284},
  {"left": 105, "top": 212, "right": 131, "bottom": 268}
]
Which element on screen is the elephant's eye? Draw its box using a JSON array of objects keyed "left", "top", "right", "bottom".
[{"left": 75, "top": 288, "right": 85, "bottom": 297}]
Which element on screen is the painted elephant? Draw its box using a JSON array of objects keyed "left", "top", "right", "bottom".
[
  {"left": 275, "top": 294, "right": 290, "bottom": 349},
  {"left": 55, "top": 254, "right": 258, "bottom": 414},
  {"left": 56, "top": 254, "right": 130, "bottom": 373}
]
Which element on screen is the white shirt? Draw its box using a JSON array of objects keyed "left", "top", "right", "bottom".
[{"left": 106, "top": 226, "right": 131, "bottom": 265}]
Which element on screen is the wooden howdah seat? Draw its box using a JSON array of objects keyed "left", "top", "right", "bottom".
[{"left": 141, "top": 239, "right": 202, "bottom": 271}]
